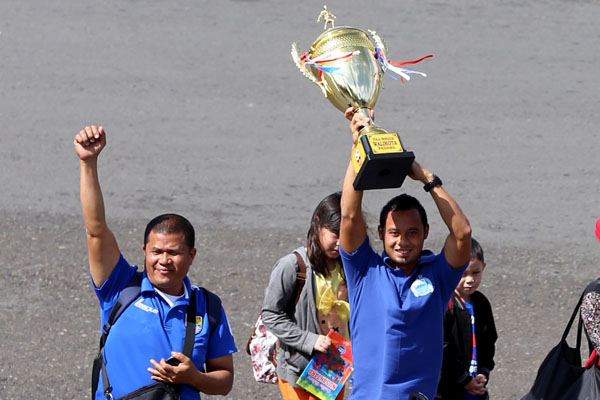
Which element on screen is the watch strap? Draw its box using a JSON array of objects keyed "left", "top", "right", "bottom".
[{"left": 423, "top": 175, "right": 443, "bottom": 192}]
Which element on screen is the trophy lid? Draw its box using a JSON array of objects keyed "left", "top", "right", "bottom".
[{"left": 310, "top": 26, "right": 375, "bottom": 58}]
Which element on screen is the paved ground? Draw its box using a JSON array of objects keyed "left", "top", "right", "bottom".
[{"left": 1, "top": 0, "right": 599, "bottom": 399}]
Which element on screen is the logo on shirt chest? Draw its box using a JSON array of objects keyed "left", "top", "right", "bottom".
[
  {"left": 134, "top": 298, "right": 159, "bottom": 314},
  {"left": 410, "top": 276, "right": 434, "bottom": 297},
  {"left": 195, "top": 316, "right": 203, "bottom": 334}
]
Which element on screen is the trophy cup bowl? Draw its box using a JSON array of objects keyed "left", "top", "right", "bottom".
[
  {"left": 308, "top": 27, "right": 380, "bottom": 114},
  {"left": 292, "top": 17, "right": 420, "bottom": 190}
]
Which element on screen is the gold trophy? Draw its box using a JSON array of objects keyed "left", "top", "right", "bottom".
[{"left": 292, "top": 6, "right": 431, "bottom": 190}]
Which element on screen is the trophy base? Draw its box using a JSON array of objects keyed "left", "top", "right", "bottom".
[{"left": 352, "top": 129, "right": 415, "bottom": 191}]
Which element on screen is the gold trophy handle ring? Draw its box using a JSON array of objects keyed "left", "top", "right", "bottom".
[{"left": 291, "top": 41, "right": 327, "bottom": 97}]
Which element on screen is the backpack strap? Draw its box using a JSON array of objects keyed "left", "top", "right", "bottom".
[
  {"left": 200, "top": 287, "right": 222, "bottom": 335},
  {"left": 108, "top": 271, "right": 144, "bottom": 325},
  {"left": 194, "top": 288, "right": 222, "bottom": 372},
  {"left": 91, "top": 272, "right": 214, "bottom": 399},
  {"left": 245, "top": 250, "right": 307, "bottom": 355},
  {"left": 92, "top": 270, "right": 143, "bottom": 399},
  {"left": 291, "top": 251, "right": 307, "bottom": 307}
]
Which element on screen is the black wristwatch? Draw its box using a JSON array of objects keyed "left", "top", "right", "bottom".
[{"left": 423, "top": 175, "right": 443, "bottom": 192}]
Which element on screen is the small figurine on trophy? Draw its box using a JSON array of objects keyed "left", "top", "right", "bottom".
[
  {"left": 292, "top": 6, "right": 432, "bottom": 190},
  {"left": 317, "top": 5, "right": 336, "bottom": 30}
]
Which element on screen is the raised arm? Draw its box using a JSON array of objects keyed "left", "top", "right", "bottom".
[
  {"left": 339, "top": 108, "right": 370, "bottom": 253},
  {"left": 74, "top": 125, "right": 120, "bottom": 286},
  {"left": 408, "top": 160, "right": 471, "bottom": 268}
]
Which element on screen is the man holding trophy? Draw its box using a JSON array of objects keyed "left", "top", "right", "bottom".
[
  {"left": 339, "top": 109, "right": 472, "bottom": 399},
  {"left": 292, "top": 7, "right": 472, "bottom": 399}
]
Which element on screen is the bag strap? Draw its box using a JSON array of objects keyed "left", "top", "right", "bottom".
[
  {"left": 245, "top": 251, "right": 307, "bottom": 355},
  {"left": 92, "top": 274, "right": 203, "bottom": 399},
  {"left": 291, "top": 251, "right": 307, "bottom": 307},
  {"left": 182, "top": 290, "right": 197, "bottom": 359},
  {"left": 200, "top": 287, "right": 222, "bottom": 336},
  {"left": 109, "top": 271, "right": 144, "bottom": 326},
  {"left": 92, "top": 270, "right": 143, "bottom": 399},
  {"left": 560, "top": 289, "right": 587, "bottom": 354}
]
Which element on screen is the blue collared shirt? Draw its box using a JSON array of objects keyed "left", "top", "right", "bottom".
[
  {"left": 94, "top": 255, "right": 237, "bottom": 399},
  {"left": 340, "top": 237, "right": 467, "bottom": 400}
]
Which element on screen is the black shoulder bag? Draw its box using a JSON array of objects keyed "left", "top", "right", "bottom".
[{"left": 521, "top": 283, "right": 600, "bottom": 400}]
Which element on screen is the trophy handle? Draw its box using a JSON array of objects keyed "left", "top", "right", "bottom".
[
  {"left": 368, "top": 30, "right": 387, "bottom": 77},
  {"left": 291, "top": 41, "right": 327, "bottom": 97}
]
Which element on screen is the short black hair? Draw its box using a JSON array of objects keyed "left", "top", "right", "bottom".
[
  {"left": 143, "top": 214, "right": 195, "bottom": 249},
  {"left": 379, "top": 194, "right": 428, "bottom": 231},
  {"left": 470, "top": 237, "right": 484, "bottom": 263}
]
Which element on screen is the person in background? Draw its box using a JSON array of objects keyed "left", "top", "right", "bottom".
[
  {"left": 262, "top": 192, "right": 350, "bottom": 400},
  {"left": 436, "top": 238, "right": 497, "bottom": 399}
]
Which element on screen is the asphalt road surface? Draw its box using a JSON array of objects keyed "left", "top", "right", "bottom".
[{"left": 1, "top": 1, "right": 599, "bottom": 399}]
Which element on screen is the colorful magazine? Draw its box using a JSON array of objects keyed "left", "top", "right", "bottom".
[{"left": 296, "top": 330, "right": 353, "bottom": 400}]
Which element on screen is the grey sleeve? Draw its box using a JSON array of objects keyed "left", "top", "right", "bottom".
[{"left": 261, "top": 253, "right": 318, "bottom": 356}]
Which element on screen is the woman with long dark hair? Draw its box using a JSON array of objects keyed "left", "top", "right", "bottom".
[{"left": 262, "top": 192, "right": 349, "bottom": 400}]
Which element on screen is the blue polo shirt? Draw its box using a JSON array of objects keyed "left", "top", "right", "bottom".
[
  {"left": 93, "top": 255, "right": 237, "bottom": 399},
  {"left": 340, "top": 237, "right": 466, "bottom": 400}
]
